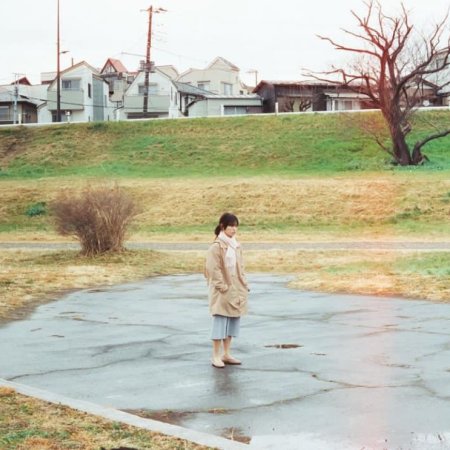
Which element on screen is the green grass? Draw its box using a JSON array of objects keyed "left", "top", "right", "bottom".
[
  {"left": 395, "top": 252, "right": 450, "bottom": 276},
  {"left": 1, "top": 110, "right": 450, "bottom": 179}
]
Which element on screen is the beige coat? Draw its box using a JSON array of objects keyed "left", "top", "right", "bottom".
[{"left": 205, "top": 239, "right": 249, "bottom": 317}]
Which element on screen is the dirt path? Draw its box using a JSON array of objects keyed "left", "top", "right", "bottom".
[{"left": 1, "top": 241, "right": 450, "bottom": 251}]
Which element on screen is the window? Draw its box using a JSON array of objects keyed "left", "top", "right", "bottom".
[
  {"left": 61, "top": 79, "right": 81, "bottom": 90},
  {"left": 114, "top": 80, "right": 124, "bottom": 91},
  {"left": 224, "top": 105, "right": 247, "bottom": 115},
  {"left": 88, "top": 83, "right": 92, "bottom": 98},
  {"left": 0, "top": 106, "right": 10, "bottom": 121},
  {"left": 334, "top": 100, "right": 353, "bottom": 111},
  {"left": 197, "top": 81, "right": 210, "bottom": 91},
  {"left": 138, "top": 83, "right": 158, "bottom": 95},
  {"left": 222, "top": 83, "right": 233, "bottom": 95}
]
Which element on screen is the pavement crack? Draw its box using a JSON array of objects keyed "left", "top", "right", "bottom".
[{"left": 8, "top": 355, "right": 144, "bottom": 381}]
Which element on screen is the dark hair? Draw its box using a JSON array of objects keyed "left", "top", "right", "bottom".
[{"left": 214, "top": 212, "right": 239, "bottom": 236}]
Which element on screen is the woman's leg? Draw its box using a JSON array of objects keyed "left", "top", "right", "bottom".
[
  {"left": 222, "top": 336, "right": 241, "bottom": 364},
  {"left": 223, "top": 336, "right": 232, "bottom": 358},
  {"left": 212, "top": 339, "right": 225, "bottom": 367}
]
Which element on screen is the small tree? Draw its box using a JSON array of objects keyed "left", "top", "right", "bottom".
[
  {"left": 52, "top": 185, "right": 138, "bottom": 256},
  {"left": 312, "top": 0, "right": 450, "bottom": 165}
]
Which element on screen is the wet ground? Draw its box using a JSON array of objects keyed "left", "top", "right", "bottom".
[{"left": 1, "top": 274, "right": 450, "bottom": 449}]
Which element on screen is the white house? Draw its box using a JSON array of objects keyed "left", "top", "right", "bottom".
[
  {"left": 176, "top": 57, "right": 250, "bottom": 96},
  {"left": 100, "top": 58, "right": 136, "bottom": 106},
  {"left": 122, "top": 66, "right": 178, "bottom": 119},
  {"left": 169, "top": 81, "right": 262, "bottom": 118},
  {"left": 0, "top": 78, "right": 47, "bottom": 125},
  {"left": 44, "top": 61, "right": 115, "bottom": 123}
]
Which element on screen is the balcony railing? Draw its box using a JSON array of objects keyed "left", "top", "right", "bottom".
[
  {"left": 123, "top": 94, "right": 170, "bottom": 112},
  {"left": 47, "top": 89, "right": 84, "bottom": 111}
]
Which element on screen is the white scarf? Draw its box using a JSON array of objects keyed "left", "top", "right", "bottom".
[{"left": 218, "top": 231, "right": 239, "bottom": 275}]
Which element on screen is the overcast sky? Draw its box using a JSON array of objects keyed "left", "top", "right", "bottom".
[{"left": 1, "top": 0, "right": 449, "bottom": 86}]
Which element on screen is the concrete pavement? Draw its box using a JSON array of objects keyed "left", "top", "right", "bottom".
[{"left": 1, "top": 274, "right": 450, "bottom": 449}]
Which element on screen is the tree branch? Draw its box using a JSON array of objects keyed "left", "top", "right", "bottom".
[{"left": 413, "top": 129, "right": 450, "bottom": 154}]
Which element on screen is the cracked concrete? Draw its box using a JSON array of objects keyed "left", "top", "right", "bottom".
[{"left": 1, "top": 274, "right": 450, "bottom": 449}]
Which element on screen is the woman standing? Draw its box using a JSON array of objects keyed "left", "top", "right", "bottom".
[{"left": 205, "top": 212, "right": 249, "bottom": 368}]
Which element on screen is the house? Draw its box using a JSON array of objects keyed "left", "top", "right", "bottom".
[
  {"left": 0, "top": 78, "right": 47, "bottom": 125},
  {"left": 169, "top": 81, "right": 262, "bottom": 118},
  {"left": 44, "top": 61, "right": 115, "bottom": 123},
  {"left": 176, "top": 57, "right": 250, "bottom": 96},
  {"left": 253, "top": 80, "right": 375, "bottom": 113},
  {"left": 421, "top": 50, "right": 450, "bottom": 106},
  {"left": 100, "top": 58, "right": 136, "bottom": 106},
  {"left": 122, "top": 65, "right": 178, "bottom": 119}
]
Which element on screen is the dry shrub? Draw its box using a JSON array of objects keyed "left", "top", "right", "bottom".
[{"left": 51, "top": 185, "right": 138, "bottom": 256}]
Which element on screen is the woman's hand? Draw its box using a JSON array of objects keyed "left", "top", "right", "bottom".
[{"left": 217, "top": 285, "right": 229, "bottom": 293}]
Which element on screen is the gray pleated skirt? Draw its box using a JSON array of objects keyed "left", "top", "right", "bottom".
[{"left": 210, "top": 315, "right": 241, "bottom": 340}]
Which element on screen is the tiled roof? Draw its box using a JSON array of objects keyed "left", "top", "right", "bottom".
[{"left": 101, "top": 58, "right": 128, "bottom": 74}]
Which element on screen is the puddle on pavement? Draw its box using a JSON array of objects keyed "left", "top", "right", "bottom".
[
  {"left": 264, "top": 343, "right": 302, "bottom": 349},
  {"left": 123, "top": 408, "right": 196, "bottom": 425},
  {"left": 220, "top": 427, "right": 252, "bottom": 444}
]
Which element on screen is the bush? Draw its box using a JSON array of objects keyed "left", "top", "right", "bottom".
[
  {"left": 51, "top": 185, "right": 138, "bottom": 256},
  {"left": 25, "top": 202, "right": 47, "bottom": 217}
]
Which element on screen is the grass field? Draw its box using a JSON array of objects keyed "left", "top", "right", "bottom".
[
  {"left": 1, "top": 111, "right": 450, "bottom": 240},
  {"left": 1, "top": 111, "right": 450, "bottom": 449},
  {"left": 1, "top": 173, "right": 449, "bottom": 241},
  {"left": 1, "top": 110, "right": 450, "bottom": 179}
]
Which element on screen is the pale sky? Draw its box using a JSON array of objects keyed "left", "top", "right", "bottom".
[{"left": 1, "top": 0, "right": 449, "bottom": 86}]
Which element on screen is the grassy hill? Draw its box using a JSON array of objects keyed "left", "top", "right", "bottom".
[
  {"left": 1, "top": 110, "right": 449, "bottom": 240},
  {"left": 1, "top": 110, "right": 450, "bottom": 178}
]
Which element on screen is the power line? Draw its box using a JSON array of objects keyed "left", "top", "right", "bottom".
[{"left": 11, "top": 93, "right": 169, "bottom": 111}]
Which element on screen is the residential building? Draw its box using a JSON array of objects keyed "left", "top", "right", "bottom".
[
  {"left": 123, "top": 66, "right": 178, "bottom": 119},
  {"left": 100, "top": 58, "right": 136, "bottom": 106},
  {"left": 253, "top": 80, "right": 375, "bottom": 113},
  {"left": 176, "top": 57, "right": 250, "bottom": 96},
  {"left": 44, "top": 61, "right": 115, "bottom": 123},
  {"left": 169, "top": 81, "right": 262, "bottom": 118},
  {"left": 0, "top": 78, "right": 47, "bottom": 125}
]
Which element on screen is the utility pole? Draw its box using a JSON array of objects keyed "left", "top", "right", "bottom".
[
  {"left": 142, "top": 6, "right": 153, "bottom": 115},
  {"left": 141, "top": 5, "right": 166, "bottom": 116},
  {"left": 56, "top": 0, "right": 61, "bottom": 122}
]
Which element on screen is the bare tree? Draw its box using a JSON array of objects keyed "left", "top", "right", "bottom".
[
  {"left": 298, "top": 98, "right": 313, "bottom": 112},
  {"left": 312, "top": 0, "right": 450, "bottom": 165},
  {"left": 279, "top": 97, "right": 296, "bottom": 112}
]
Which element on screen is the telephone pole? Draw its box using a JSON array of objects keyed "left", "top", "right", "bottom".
[
  {"left": 142, "top": 6, "right": 153, "bottom": 115},
  {"left": 141, "top": 5, "right": 166, "bottom": 116},
  {"left": 56, "top": 0, "right": 61, "bottom": 122}
]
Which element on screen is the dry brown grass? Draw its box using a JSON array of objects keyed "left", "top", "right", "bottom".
[
  {"left": 1, "top": 173, "right": 450, "bottom": 242},
  {"left": 0, "top": 388, "right": 211, "bottom": 450},
  {"left": 244, "top": 249, "right": 450, "bottom": 301},
  {"left": 0, "top": 249, "right": 204, "bottom": 322}
]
